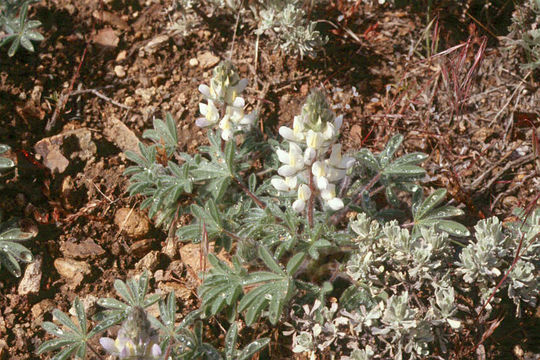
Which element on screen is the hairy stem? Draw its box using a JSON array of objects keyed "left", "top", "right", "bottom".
[{"left": 232, "top": 176, "right": 266, "bottom": 209}]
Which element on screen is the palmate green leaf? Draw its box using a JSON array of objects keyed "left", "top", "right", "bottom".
[
  {"left": 224, "top": 321, "right": 269, "bottom": 360},
  {"left": 237, "top": 247, "right": 297, "bottom": 325},
  {"left": 37, "top": 298, "right": 92, "bottom": 359},
  {"left": 413, "top": 189, "right": 470, "bottom": 237},
  {"left": 142, "top": 114, "right": 179, "bottom": 155},
  {"left": 0, "top": 144, "right": 15, "bottom": 169},
  {"left": 198, "top": 254, "right": 246, "bottom": 317},
  {"left": 0, "top": 251, "right": 22, "bottom": 277},
  {"left": 258, "top": 245, "right": 285, "bottom": 275},
  {"left": 237, "top": 338, "right": 270, "bottom": 360},
  {"left": 239, "top": 273, "right": 293, "bottom": 325},
  {"left": 382, "top": 164, "right": 426, "bottom": 178},
  {"left": 379, "top": 134, "right": 403, "bottom": 167},
  {"left": 224, "top": 322, "right": 238, "bottom": 360},
  {"left": 0, "top": 227, "right": 34, "bottom": 277},
  {"left": 417, "top": 219, "right": 470, "bottom": 237},
  {"left": 356, "top": 149, "right": 380, "bottom": 173},
  {"left": 414, "top": 189, "right": 447, "bottom": 221},
  {"left": 391, "top": 152, "right": 428, "bottom": 166},
  {"left": 94, "top": 271, "right": 160, "bottom": 332}
]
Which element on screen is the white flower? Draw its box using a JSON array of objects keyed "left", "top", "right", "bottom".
[
  {"left": 312, "top": 161, "right": 329, "bottom": 190},
  {"left": 321, "top": 184, "right": 344, "bottom": 210},
  {"left": 219, "top": 114, "right": 234, "bottom": 141},
  {"left": 196, "top": 100, "right": 219, "bottom": 128},
  {"left": 324, "top": 144, "right": 355, "bottom": 183},
  {"left": 198, "top": 78, "right": 248, "bottom": 106},
  {"left": 279, "top": 115, "right": 306, "bottom": 143},
  {"left": 306, "top": 130, "right": 324, "bottom": 150},
  {"left": 277, "top": 143, "right": 305, "bottom": 177},
  {"left": 293, "top": 184, "right": 311, "bottom": 212},
  {"left": 271, "top": 176, "right": 298, "bottom": 192}
]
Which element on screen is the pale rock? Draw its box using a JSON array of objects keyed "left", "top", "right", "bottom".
[
  {"left": 114, "top": 208, "right": 150, "bottom": 238},
  {"left": 189, "top": 58, "right": 199, "bottom": 67},
  {"left": 116, "top": 50, "right": 127, "bottom": 62},
  {"left": 197, "top": 51, "right": 220, "bottom": 69},
  {"left": 54, "top": 258, "right": 91, "bottom": 285},
  {"left": 103, "top": 117, "right": 141, "bottom": 155},
  {"left": 135, "top": 250, "right": 159, "bottom": 272},
  {"left": 18, "top": 255, "right": 42, "bottom": 295},
  {"left": 34, "top": 128, "right": 97, "bottom": 174},
  {"left": 114, "top": 65, "right": 126, "bottom": 78}
]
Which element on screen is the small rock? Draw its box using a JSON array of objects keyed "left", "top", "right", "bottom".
[
  {"left": 34, "top": 128, "right": 97, "bottom": 174},
  {"left": 18, "top": 255, "right": 42, "bottom": 295},
  {"left": 197, "top": 51, "right": 220, "bottom": 69},
  {"left": 350, "top": 124, "right": 362, "bottom": 142},
  {"left": 162, "top": 236, "right": 178, "bottom": 259},
  {"left": 145, "top": 34, "right": 169, "bottom": 52},
  {"left": 157, "top": 281, "right": 192, "bottom": 300},
  {"left": 130, "top": 238, "right": 154, "bottom": 257},
  {"left": 54, "top": 258, "right": 91, "bottom": 286},
  {"left": 154, "top": 269, "right": 165, "bottom": 282},
  {"left": 116, "top": 50, "right": 127, "bottom": 62},
  {"left": 93, "top": 27, "right": 119, "bottom": 48},
  {"left": 188, "top": 58, "right": 199, "bottom": 67},
  {"left": 60, "top": 238, "right": 105, "bottom": 259},
  {"left": 135, "top": 251, "right": 159, "bottom": 272},
  {"left": 502, "top": 196, "right": 519, "bottom": 208},
  {"left": 0, "top": 339, "right": 7, "bottom": 358},
  {"left": 103, "top": 117, "right": 141, "bottom": 155},
  {"left": 31, "top": 299, "right": 54, "bottom": 319},
  {"left": 472, "top": 127, "right": 495, "bottom": 143},
  {"left": 114, "top": 208, "right": 151, "bottom": 239},
  {"left": 114, "top": 65, "right": 126, "bottom": 78}
]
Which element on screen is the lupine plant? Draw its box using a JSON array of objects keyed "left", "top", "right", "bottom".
[
  {"left": 37, "top": 62, "right": 540, "bottom": 359},
  {"left": 193, "top": 0, "right": 327, "bottom": 57},
  {"left": 0, "top": 144, "right": 34, "bottom": 277},
  {"left": 0, "top": 0, "right": 43, "bottom": 56}
]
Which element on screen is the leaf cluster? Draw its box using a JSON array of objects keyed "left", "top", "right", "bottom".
[{"left": 0, "top": 0, "right": 44, "bottom": 56}]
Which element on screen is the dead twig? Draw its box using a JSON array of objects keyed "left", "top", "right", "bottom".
[{"left": 479, "top": 153, "right": 534, "bottom": 194}]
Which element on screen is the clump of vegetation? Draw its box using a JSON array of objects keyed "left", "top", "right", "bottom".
[
  {"left": 178, "top": 0, "right": 327, "bottom": 57},
  {"left": 0, "top": 0, "right": 43, "bottom": 56},
  {"left": 37, "top": 61, "right": 540, "bottom": 359},
  {"left": 0, "top": 144, "right": 34, "bottom": 277},
  {"left": 508, "top": 0, "right": 540, "bottom": 70}
]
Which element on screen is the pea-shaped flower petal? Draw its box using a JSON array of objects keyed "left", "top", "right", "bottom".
[{"left": 293, "top": 184, "right": 311, "bottom": 212}]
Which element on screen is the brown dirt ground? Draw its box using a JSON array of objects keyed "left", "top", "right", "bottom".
[{"left": 0, "top": 0, "right": 539, "bottom": 359}]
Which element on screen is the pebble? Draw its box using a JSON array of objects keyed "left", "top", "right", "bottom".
[
  {"left": 54, "top": 258, "right": 91, "bottom": 281},
  {"left": 60, "top": 238, "right": 105, "bottom": 259},
  {"left": 114, "top": 208, "right": 151, "bottom": 239},
  {"left": 18, "top": 256, "right": 42, "bottom": 295},
  {"left": 103, "top": 117, "right": 141, "bottom": 155},
  {"left": 197, "top": 51, "right": 220, "bottom": 69},
  {"left": 114, "top": 65, "right": 126, "bottom": 78},
  {"left": 116, "top": 50, "right": 127, "bottom": 62},
  {"left": 135, "top": 251, "right": 159, "bottom": 272},
  {"left": 189, "top": 58, "right": 199, "bottom": 67},
  {"left": 34, "top": 128, "right": 97, "bottom": 174}
]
